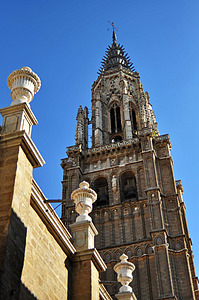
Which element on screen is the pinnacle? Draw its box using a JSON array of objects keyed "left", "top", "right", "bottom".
[
  {"left": 98, "top": 34, "right": 135, "bottom": 74},
  {"left": 112, "top": 30, "right": 117, "bottom": 45}
]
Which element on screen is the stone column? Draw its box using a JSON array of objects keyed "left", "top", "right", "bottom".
[
  {"left": 0, "top": 67, "right": 44, "bottom": 298},
  {"left": 1, "top": 67, "right": 41, "bottom": 137},
  {"left": 140, "top": 133, "right": 164, "bottom": 231},
  {"left": 94, "top": 100, "right": 103, "bottom": 146},
  {"left": 70, "top": 182, "right": 107, "bottom": 300},
  {"left": 153, "top": 243, "right": 177, "bottom": 299},
  {"left": 123, "top": 96, "right": 133, "bottom": 140}
]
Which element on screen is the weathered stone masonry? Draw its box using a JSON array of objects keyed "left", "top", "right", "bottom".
[
  {"left": 0, "top": 67, "right": 111, "bottom": 300},
  {"left": 61, "top": 31, "right": 199, "bottom": 299}
]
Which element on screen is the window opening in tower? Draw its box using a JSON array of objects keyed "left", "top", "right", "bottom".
[
  {"left": 110, "top": 103, "right": 122, "bottom": 134},
  {"left": 116, "top": 107, "right": 122, "bottom": 132},
  {"left": 110, "top": 107, "right": 115, "bottom": 133},
  {"left": 93, "top": 177, "right": 109, "bottom": 207},
  {"left": 129, "top": 103, "right": 137, "bottom": 132},
  {"left": 120, "top": 171, "right": 137, "bottom": 201}
]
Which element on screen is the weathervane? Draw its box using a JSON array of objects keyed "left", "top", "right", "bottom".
[{"left": 108, "top": 20, "right": 118, "bottom": 32}]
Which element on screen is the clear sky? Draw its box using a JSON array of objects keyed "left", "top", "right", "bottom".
[{"left": 0, "top": 1, "right": 199, "bottom": 276}]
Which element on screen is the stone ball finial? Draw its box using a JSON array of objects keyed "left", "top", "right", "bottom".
[
  {"left": 7, "top": 67, "right": 41, "bottom": 106},
  {"left": 71, "top": 181, "right": 97, "bottom": 223},
  {"left": 114, "top": 254, "right": 135, "bottom": 293}
]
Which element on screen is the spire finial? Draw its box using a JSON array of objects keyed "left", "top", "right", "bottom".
[{"left": 108, "top": 21, "right": 118, "bottom": 44}]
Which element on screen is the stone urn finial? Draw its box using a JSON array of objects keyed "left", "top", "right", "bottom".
[
  {"left": 114, "top": 254, "right": 135, "bottom": 293},
  {"left": 71, "top": 181, "right": 97, "bottom": 223},
  {"left": 7, "top": 67, "right": 41, "bottom": 106}
]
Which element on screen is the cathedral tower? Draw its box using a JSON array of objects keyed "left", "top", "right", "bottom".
[{"left": 61, "top": 31, "right": 199, "bottom": 299}]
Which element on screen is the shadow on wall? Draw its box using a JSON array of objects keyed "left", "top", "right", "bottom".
[
  {"left": 0, "top": 209, "right": 37, "bottom": 300},
  {"left": 65, "top": 257, "right": 72, "bottom": 300}
]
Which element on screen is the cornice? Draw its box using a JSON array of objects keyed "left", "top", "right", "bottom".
[
  {"left": 0, "top": 102, "right": 38, "bottom": 126},
  {"left": 81, "top": 159, "right": 143, "bottom": 175},
  {"left": 154, "top": 134, "right": 171, "bottom": 147},
  {"left": 99, "top": 284, "right": 113, "bottom": 300},
  {"left": 87, "top": 138, "right": 140, "bottom": 155},
  {"left": 0, "top": 130, "right": 45, "bottom": 168},
  {"left": 73, "top": 248, "right": 107, "bottom": 272},
  {"left": 31, "top": 179, "right": 76, "bottom": 257},
  {"left": 97, "top": 238, "right": 152, "bottom": 251}
]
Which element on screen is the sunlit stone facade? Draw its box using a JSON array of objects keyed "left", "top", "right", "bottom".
[{"left": 61, "top": 31, "right": 199, "bottom": 299}]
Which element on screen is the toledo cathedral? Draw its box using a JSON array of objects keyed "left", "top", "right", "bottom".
[
  {"left": 61, "top": 30, "right": 199, "bottom": 299},
  {"left": 0, "top": 29, "right": 198, "bottom": 300}
]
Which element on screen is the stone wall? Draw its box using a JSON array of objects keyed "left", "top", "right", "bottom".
[
  {"left": 0, "top": 67, "right": 112, "bottom": 300},
  {"left": 19, "top": 180, "right": 71, "bottom": 299},
  {"left": 61, "top": 133, "right": 199, "bottom": 299},
  {"left": 0, "top": 132, "right": 75, "bottom": 299},
  {"left": 0, "top": 144, "right": 19, "bottom": 272}
]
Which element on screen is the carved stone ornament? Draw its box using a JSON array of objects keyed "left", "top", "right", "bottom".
[
  {"left": 7, "top": 67, "right": 41, "bottom": 106},
  {"left": 114, "top": 254, "right": 135, "bottom": 293},
  {"left": 71, "top": 181, "right": 97, "bottom": 222},
  {"left": 112, "top": 175, "right": 117, "bottom": 193}
]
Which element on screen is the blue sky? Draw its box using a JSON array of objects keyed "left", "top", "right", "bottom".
[{"left": 0, "top": 1, "right": 199, "bottom": 275}]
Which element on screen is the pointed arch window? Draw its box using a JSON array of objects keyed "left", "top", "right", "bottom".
[
  {"left": 110, "top": 103, "right": 122, "bottom": 134},
  {"left": 120, "top": 171, "right": 137, "bottom": 201},
  {"left": 129, "top": 103, "right": 137, "bottom": 132},
  {"left": 93, "top": 177, "right": 109, "bottom": 207}
]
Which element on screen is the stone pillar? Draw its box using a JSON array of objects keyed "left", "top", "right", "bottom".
[
  {"left": 94, "top": 100, "right": 103, "bottom": 146},
  {"left": 75, "top": 106, "right": 89, "bottom": 149},
  {"left": 114, "top": 254, "right": 137, "bottom": 300},
  {"left": 70, "top": 182, "right": 107, "bottom": 300},
  {"left": 153, "top": 243, "right": 176, "bottom": 299},
  {"left": 140, "top": 134, "right": 164, "bottom": 231},
  {"left": 0, "top": 67, "right": 44, "bottom": 298},
  {"left": 1, "top": 67, "right": 41, "bottom": 137},
  {"left": 123, "top": 96, "right": 133, "bottom": 140}
]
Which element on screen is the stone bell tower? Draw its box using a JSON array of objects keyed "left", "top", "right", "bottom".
[{"left": 61, "top": 30, "right": 199, "bottom": 299}]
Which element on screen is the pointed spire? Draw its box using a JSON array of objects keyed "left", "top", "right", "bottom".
[
  {"left": 108, "top": 20, "right": 118, "bottom": 45},
  {"left": 112, "top": 30, "right": 117, "bottom": 45},
  {"left": 76, "top": 105, "right": 84, "bottom": 118}
]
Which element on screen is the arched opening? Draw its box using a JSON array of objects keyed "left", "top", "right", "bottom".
[
  {"left": 93, "top": 177, "right": 109, "bottom": 207},
  {"left": 110, "top": 108, "right": 115, "bottom": 133},
  {"left": 129, "top": 102, "right": 137, "bottom": 132},
  {"left": 110, "top": 103, "right": 122, "bottom": 134},
  {"left": 116, "top": 107, "right": 122, "bottom": 132},
  {"left": 120, "top": 171, "right": 137, "bottom": 201}
]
